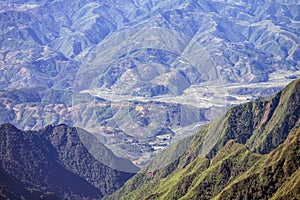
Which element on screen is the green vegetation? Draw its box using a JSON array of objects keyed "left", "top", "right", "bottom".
[{"left": 215, "top": 128, "right": 300, "bottom": 200}]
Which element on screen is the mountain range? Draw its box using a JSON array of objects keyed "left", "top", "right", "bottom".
[{"left": 1, "top": 0, "right": 300, "bottom": 198}]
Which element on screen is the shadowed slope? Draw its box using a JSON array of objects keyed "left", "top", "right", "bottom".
[{"left": 0, "top": 123, "right": 138, "bottom": 199}]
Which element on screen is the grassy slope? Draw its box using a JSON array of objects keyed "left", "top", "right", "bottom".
[{"left": 214, "top": 128, "right": 300, "bottom": 200}]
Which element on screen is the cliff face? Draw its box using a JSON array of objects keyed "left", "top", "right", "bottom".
[
  {"left": 108, "top": 78, "right": 300, "bottom": 199},
  {"left": 0, "top": 124, "right": 138, "bottom": 200}
]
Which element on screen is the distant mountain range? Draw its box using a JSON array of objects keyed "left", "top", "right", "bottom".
[
  {"left": 108, "top": 78, "right": 300, "bottom": 199},
  {"left": 0, "top": 123, "right": 138, "bottom": 199},
  {"left": 1, "top": 0, "right": 299, "bottom": 90},
  {"left": 1, "top": 0, "right": 300, "bottom": 166}
]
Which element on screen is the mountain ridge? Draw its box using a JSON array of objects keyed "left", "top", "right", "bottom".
[{"left": 0, "top": 123, "right": 138, "bottom": 199}]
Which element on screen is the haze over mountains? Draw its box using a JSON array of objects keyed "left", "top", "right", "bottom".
[{"left": 1, "top": 0, "right": 300, "bottom": 165}]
